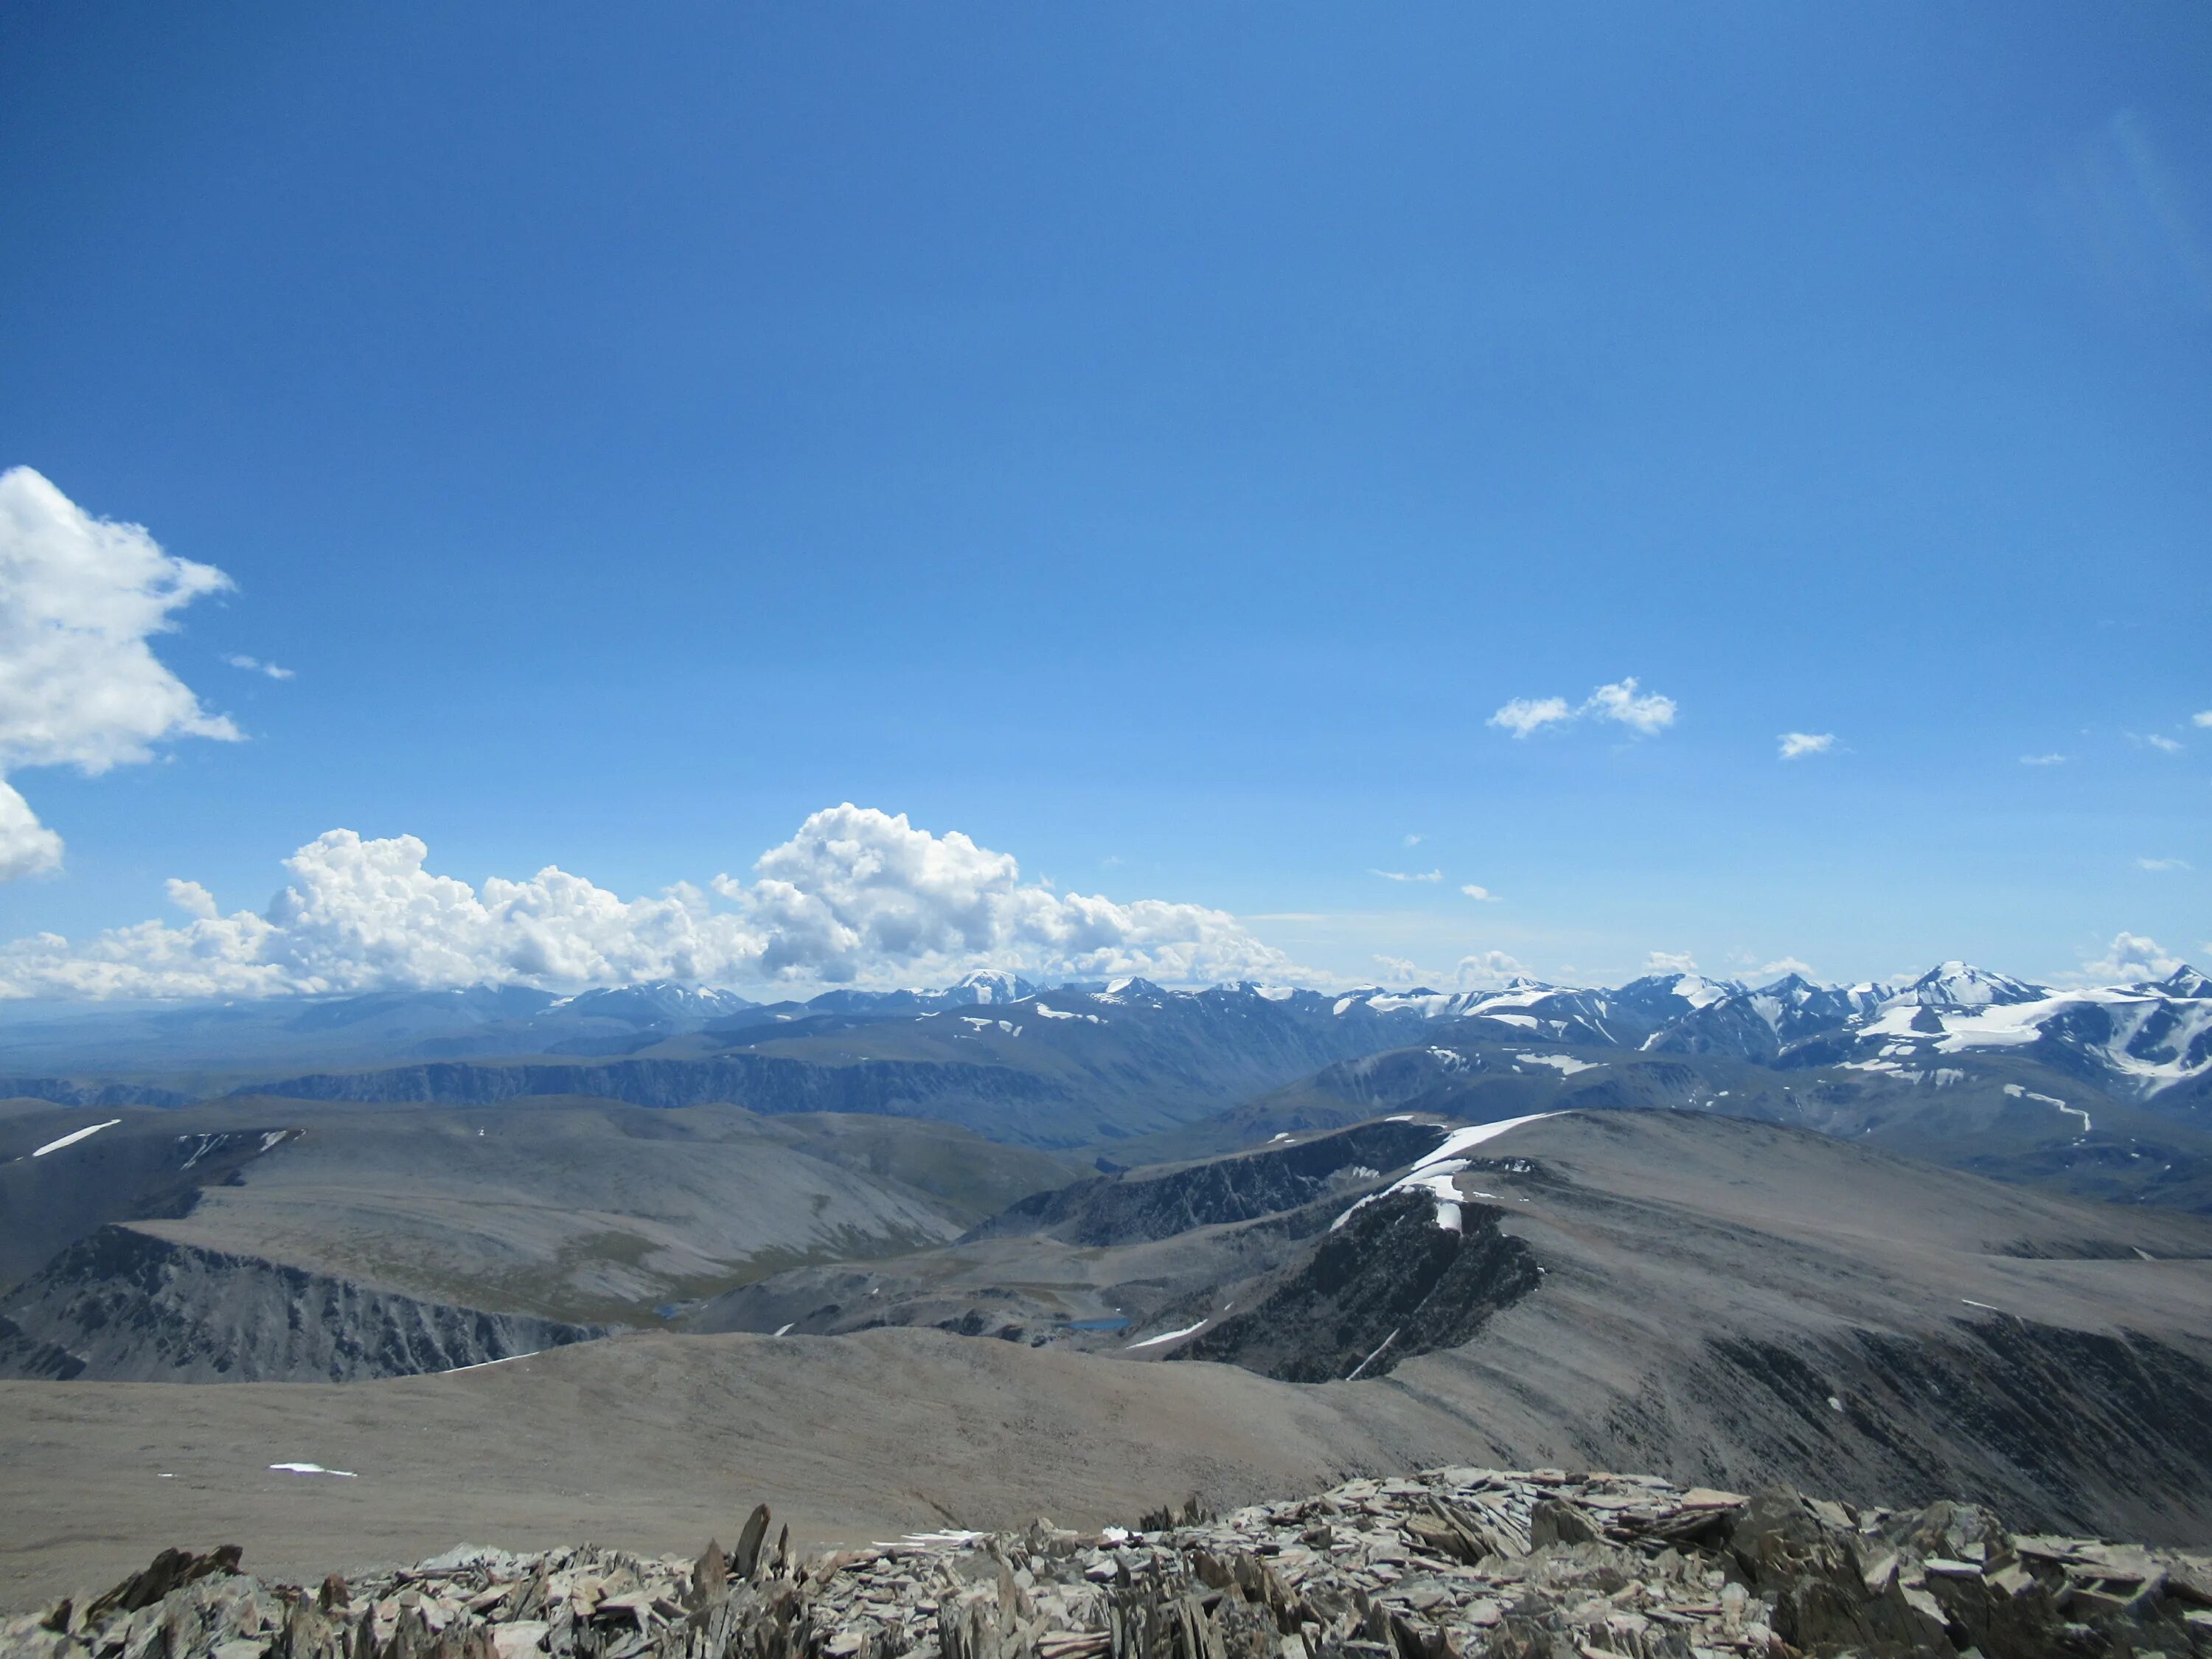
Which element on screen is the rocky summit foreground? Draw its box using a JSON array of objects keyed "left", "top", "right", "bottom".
[{"left": 10, "top": 1468, "right": 2211, "bottom": 1659}]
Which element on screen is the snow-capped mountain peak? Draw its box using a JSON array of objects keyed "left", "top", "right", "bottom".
[
  {"left": 2148, "top": 964, "right": 2211, "bottom": 1001},
  {"left": 950, "top": 969, "right": 1037, "bottom": 1006},
  {"left": 556, "top": 981, "right": 757, "bottom": 1020},
  {"left": 1650, "top": 972, "right": 1737, "bottom": 1009},
  {"left": 1897, "top": 961, "right": 2047, "bottom": 1009}
]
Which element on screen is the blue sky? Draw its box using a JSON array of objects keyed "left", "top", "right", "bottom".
[{"left": 0, "top": 1, "right": 2206, "bottom": 995}]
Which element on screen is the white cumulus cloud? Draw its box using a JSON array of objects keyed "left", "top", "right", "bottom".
[
  {"left": 0, "top": 467, "right": 240, "bottom": 876},
  {"left": 1371, "top": 955, "right": 1419, "bottom": 984},
  {"left": 2196, "top": 711, "right": 2212, "bottom": 728},
  {"left": 1459, "top": 884, "right": 1500, "bottom": 902},
  {"left": 1455, "top": 950, "right": 1530, "bottom": 989},
  {"left": 1489, "top": 678, "right": 1677, "bottom": 740},
  {"left": 0, "top": 780, "right": 66, "bottom": 880},
  {"left": 2079, "top": 931, "right": 2183, "bottom": 984},
  {"left": 1585, "top": 678, "right": 1677, "bottom": 735},
  {"left": 1778, "top": 732, "right": 1834, "bottom": 759},
  {"left": 226, "top": 654, "right": 295, "bottom": 681},
  {"left": 1760, "top": 956, "right": 1817, "bottom": 978},
  {"left": 1644, "top": 950, "right": 1699, "bottom": 974},
  {"left": 2137, "top": 857, "right": 2192, "bottom": 872},
  {"left": 0, "top": 804, "right": 1305, "bottom": 1000}
]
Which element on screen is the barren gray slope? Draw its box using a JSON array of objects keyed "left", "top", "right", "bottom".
[
  {"left": 8, "top": 1110, "right": 2212, "bottom": 1609},
  {"left": 139, "top": 1102, "right": 967, "bottom": 1324},
  {"left": 703, "top": 1109, "right": 2212, "bottom": 1538},
  {"left": 0, "top": 1099, "right": 1077, "bottom": 1382},
  {"left": 10, "top": 1100, "right": 1074, "bottom": 1335},
  {"left": 1358, "top": 1110, "right": 2212, "bottom": 1542},
  {"left": 0, "top": 1324, "right": 1476, "bottom": 1613}
]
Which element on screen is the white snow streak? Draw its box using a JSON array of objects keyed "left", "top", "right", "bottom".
[
  {"left": 30, "top": 1118, "right": 121, "bottom": 1157},
  {"left": 1411, "top": 1114, "right": 1562, "bottom": 1170},
  {"left": 436, "top": 1351, "right": 540, "bottom": 1376},
  {"left": 1516, "top": 1054, "right": 1596, "bottom": 1076},
  {"left": 1345, "top": 1329, "right": 1401, "bottom": 1381},
  {"left": 2003, "top": 1082, "right": 2091, "bottom": 1133},
  {"left": 1124, "top": 1321, "right": 1208, "bottom": 1351}
]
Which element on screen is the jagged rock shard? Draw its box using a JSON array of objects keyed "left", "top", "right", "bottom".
[
  {"left": 83, "top": 1544, "right": 244, "bottom": 1625},
  {"left": 733, "top": 1504, "right": 772, "bottom": 1579},
  {"left": 692, "top": 1538, "right": 725, "bottom": 1604},
  {"left": 21, "top": 1465, "right": 2212, "bottom": 1659},
  {"left": 1527, "top": 1499, "right": 1599, "bottom": 1548}
]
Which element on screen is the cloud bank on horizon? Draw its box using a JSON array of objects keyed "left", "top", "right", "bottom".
[
  {"left": 0, "top": 467, "right": 242, "bottom": 878},
  {"left": 0, "top": 804, "right": 2196, "bottom": 1001},
  {"left": 0, "top": 804, "right": 1311, "bottom": 1000}
]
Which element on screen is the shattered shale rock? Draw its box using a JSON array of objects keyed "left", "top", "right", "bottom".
[{"left": 10, "top": 1470, "right": 2212, "bottom": 1659}]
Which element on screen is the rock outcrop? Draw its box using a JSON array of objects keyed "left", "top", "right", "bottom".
[
  {"left": 13, "top": 1467, "right": 2211, "bottom": 1659},
  {"left": 1174, "top": 1190, "right": 1541, "bottom": 1382},
  {"left": 0, "top": 1225, "right": 604, "bottom": 1382}
]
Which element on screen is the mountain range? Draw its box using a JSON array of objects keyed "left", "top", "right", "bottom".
[
  {"left": 7, "top": 966, "right": 2212, "bottom": 1612},
  {"left": 6, "top": 959, "right": 2203, "bottom": 1126}
]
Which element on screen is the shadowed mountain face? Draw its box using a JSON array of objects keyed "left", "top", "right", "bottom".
[
  {"left": 965, "top": 1117, "right": 1445, "bottom": 1246},
  {"left": 0, "top": 1115, "right": 298, "bottom": 1287},
  {"left": 0, "top": 1225, "right": 604, "bottom": 1382},
  {"left": 1174, "top": 1188, "right": 1543, "bottom": 1382}
]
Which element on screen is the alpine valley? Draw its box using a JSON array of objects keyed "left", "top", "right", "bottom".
[{"left": 5, "top": 961, "right": 2212, "bottom": 1635}]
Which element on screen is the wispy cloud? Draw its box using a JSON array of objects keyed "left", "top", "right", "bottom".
[
  {"left": 1488, "top": 695, "right": 1575, "bottom": 738},
  {"left": 2138, "top": 857, "right": 2193, "bottom": 872},
  {"left": 1761, "top": 956, "right": 1815, "bottom": 978},
  {"left": 1489, "top": 678, "right": 1677, "bottom": 740},
  {"left": 1370, "top": 868, "right": 1442, "bottom": 883},
  {"left": 1777, "top": 732, "right": 1834, "bottom": 760},
  {"left": 2135, "top": 732, "right": 2184, "bottom": 754},
  {"left": 2020, "top": 754, "right": 2068, "bottom": 766},
  {"left": 1459, "top": 883, "right": 1500, "bottom": 902},
  {"left": 2195, "top": 711, "right": 2212, "bottom": 728},
  {"left": 226, "top": 653, "right": 296, "bottom": 681},
  {"left": 2042, "top": 109, "right": 2212, "bottom": 315},
  {"left": 1644, "top": 950, "right": 1697, "bottom": 974},
  {"left": 1402, "top": 832, "right": 1424, "bottom": 847}
]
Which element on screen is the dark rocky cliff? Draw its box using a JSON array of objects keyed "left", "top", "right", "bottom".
[{"left": 0, "top": 1225, "right": 604, "bottom": 1382}]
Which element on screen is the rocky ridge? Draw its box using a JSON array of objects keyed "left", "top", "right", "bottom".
[
  {"left": 0, "top": 1225, "right": 604, "bottom": 1382},
  {"left": 12, "top": 1467, "right": 2212, "bottom": 1659}
]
